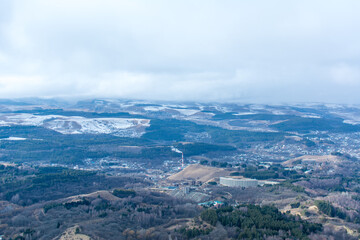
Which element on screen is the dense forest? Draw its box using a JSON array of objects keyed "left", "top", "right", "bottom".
[{"left": 196, "top": 205, "right": 322, "bottom": 240}]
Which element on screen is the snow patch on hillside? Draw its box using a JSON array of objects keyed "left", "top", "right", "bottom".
[
  {"left": 0, "top": 137, "right": 27, "bottom": 141},
  {"left": 234, "top": 112, "right": 255, "bottom": 116},
  {"left": 144, "top": 106, "right": 167, "bottom": 112},
  {"left": 173, "top": 108, "right": 200, "bottom": 116},
  {"left": 0, "top": 114, "right": 150, "bottom": 137}
]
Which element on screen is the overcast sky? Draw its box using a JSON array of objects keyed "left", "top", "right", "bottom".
[{"left": 0, "top": 0, "right": 359, "bottom": 103}]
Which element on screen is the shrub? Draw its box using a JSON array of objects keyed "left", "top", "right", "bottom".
[{"left": 113, "top": 189, "right": 136, "bottom": 198}]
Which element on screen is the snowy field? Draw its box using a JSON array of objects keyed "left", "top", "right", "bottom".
[{"left": 0, "top": 114, "right": 150, "bottom": 137}]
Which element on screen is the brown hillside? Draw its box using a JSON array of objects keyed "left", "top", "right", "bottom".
[
  {"left": 282, "top": 155, "right": 344, "bottom": 167},
  {"left": 167, "top": 164, "right": 230, "bottom": 182}
]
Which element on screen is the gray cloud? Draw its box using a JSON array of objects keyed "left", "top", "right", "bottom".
[{"left": 0, "top": 0, "right": 359, "bottom": 103}]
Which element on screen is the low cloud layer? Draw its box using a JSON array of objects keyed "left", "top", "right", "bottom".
[{"left": 0, "top": 0, "right": 359, "bottom": 103}]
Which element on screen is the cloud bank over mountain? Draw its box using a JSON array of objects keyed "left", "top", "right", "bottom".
[{"left": 0, "top": 0, "right": 359, "bottom": 103}]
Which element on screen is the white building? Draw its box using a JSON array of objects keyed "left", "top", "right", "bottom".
[{"left": 220, "top": 177, "right": 258, "bottom": 188}]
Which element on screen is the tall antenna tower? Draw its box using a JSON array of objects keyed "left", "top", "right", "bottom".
[
  {"left": 181, "top": 152, "right": 184, "bottom": 168},
  {"left": 171, "top": 146, "right": 184, "bottom": 169}
]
